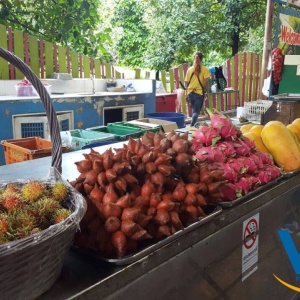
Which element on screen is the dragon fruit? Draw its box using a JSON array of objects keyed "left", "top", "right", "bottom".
[
  {"left": 208, "top": 162, "right": 238, "bottom": 182},
  {"left": 227, "top": 157, "right": 249, "bottom": 174},
  {"left": 237, "top": 156, "right": 257, "bottom": 174},
  {"left": 257, "top": 169, "right": 272, "bottom": 184},
  {"left": 236, "top": 177, "right": 253, "bottom": 195},
  {"left": 192, "top": 123, "right": 221, "bottom": 148},
  {"left": 254, "top": 150, "right": 274, "bottom": 165},
  {"left": 219, "top": 183, "right": 242, "bottom": 201},
  {"left": 216, "top": 141, "right": 236, "bottom": 158},
  {"left": 248, "top": 175, "right": 261, "bottom": 190},
  {"left": 248, "top": 152, "right": 264, "bottom": 169},
  {"left": 241, "top": 136, "right": 256, "bottom": 151},
  {"left": 196, "top": 146, "right": 226, "bottom": 163},
  {"left": 262, "top": 165, "right": 281, "bottom": 180},
  {"left": 231, "top": 139, "right": 251, "bottom": 156},
  {"left": 206, "top": 108, "right": 238, "bottom": 140}
]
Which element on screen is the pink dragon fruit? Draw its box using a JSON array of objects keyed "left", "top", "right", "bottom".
[
  {"left": 216, "top": 141, "right": 236, "bottom": 158},
  {"left": 262, "top": 165, "right": 281, "bottom": 180},
  {"left": 220, "top": 183, "right": 242, "bottom": 201},
  {"left": 206, "top": 108, "right": 238, "bottom": 140},
  {"left": 207, "top": 161, "right": 239, "bottom": 182},
  {"left": 257, "top": 169, "right": 272, "bottom": 184},
  {"left": 249, "top": 175, "right": 261, "bottom": 190},
  {"left": 192, "top": 123, "right": 221, "bottom": 149},
  {"left": 230, "top": 139, "right": 251, "bottom": 156},
  {"left": 248, "top": 152, "right": 264, "bottom": 169},
  {"left": 196, "top": 145, "right": 226, "bottom": 163},
  {"left": 219, "top": 162, "right": 239, "bottom": 182},
  {"left": 236, "top": 177, "right": 253, "bottom": 195},
  {"left": 227, "top": 157, "right": 249, "bottom": 174},
  {"left": 241, "top": 136, "right": 256, "bottom": 151},
  {"left": 254, "top": 150, "right": 274, "bottom": 165},
  {"left": 237, "top": 156, "right": 257, "bottom": 174}
]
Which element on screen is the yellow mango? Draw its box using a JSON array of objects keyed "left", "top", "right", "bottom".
[
  {"left": 243, "top": 132, "right": 269, "bottom": 154},
  {"left": 287, "top": 124, "right": 300, "bottom": 142},
  {"left": 261, "top": 121, "right": 300, "bottom": 172},
  {"left": 240, "top": 123, "right": 255, "bottom": 134},
  {"left": 249, "top": 124, "right": 264, "bottom": 137}
]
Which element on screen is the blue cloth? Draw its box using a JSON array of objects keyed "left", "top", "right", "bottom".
[
  {"left": 188, "top": 92, "right": 204, "bottom": 126},
  {"left": 209, "top": 66, "right": 216, "bottom": 76}
]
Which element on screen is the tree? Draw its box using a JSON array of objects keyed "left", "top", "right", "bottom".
[
  {"left": 0, "top": 0, "right": 111, "bottom": 58},
  {"left": 112, "top": 0, "right": 149, "bottom": 67}
]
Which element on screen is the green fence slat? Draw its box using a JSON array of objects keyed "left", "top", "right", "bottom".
[
  {"left": 57, "top": 46, "right": 67, "bottom": 74},
  {"left": 94, "top": 60, "right": 101, "bottom": 78},
  {"left": 135, "top": 68, "right": 141, "bottom": 79},
  {"left": 83, "top": 55, "right": 90, "bottom": 78},
  {"left": 0, "top": 24, "right": 8, "bottom": 79},
  {"left": 115, "top": 70, "right": 121, "bottom": 79},
  {"left": 14, "top": 30, "right": 25, "bottom": 79},
  {"left": 70, "top": 51, "right": 79, "bottom": 78},
  {"left": 44, "top": 41, "right": 54, "bottom": 78},
  {"left": 169, "top": 69, "right": 175, "bottom": 94},
  {"left": 105, "top": 63, "right": 112, "bottom": 79},
  {"left": 160, "top": 70, "right": 167, "bottom": 93},
  {"left": 28, "top": 35, "right": 39, "bottom": 76}
]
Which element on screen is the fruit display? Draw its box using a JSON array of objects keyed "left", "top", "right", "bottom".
[
  {"left": 71, "top": 108, "right": 282, "bottom": 259},
  {"left": 0, "top": 181, "right": 71, "bottom": 244},
  {"left": 240, "top": 118, "right": 300, "bottom": 173}
]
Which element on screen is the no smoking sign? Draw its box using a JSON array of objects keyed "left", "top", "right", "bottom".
[
  {"left": 242, "top": 213, "right": 259, "bottom": 281},
  {"left": 244, "top": 219, "right": 258, "bottom": 249}
]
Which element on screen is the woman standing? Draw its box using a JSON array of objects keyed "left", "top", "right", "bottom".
[{"left": 184, "top": 52, "right": 210, "bottom": 127}]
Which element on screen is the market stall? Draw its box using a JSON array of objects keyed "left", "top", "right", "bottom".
[{"left": 0, "top": 145, "right": 300, "bottom": 299}]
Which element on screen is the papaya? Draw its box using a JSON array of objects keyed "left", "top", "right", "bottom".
[
  {"left": 249, "top": 124, "right": 264, "bottom": 137},
  {"left": 243, "top": 132, "right": 269, "bottom": 154},
  {"left": 261, "top": 121, "right": 300, "bottom": 172},
  {"left": 240, "top": 123, "right": 255, "bottom": 134},
  {"left": 292, "top": 118, "right": 300, "bottom": 128},
  {"left": 287, "top": 124, "right": 300, "bottom": 142}
]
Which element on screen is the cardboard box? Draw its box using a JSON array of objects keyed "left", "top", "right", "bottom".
[{"left": 128, "top": 118, "right": 178, "bottom": 133}]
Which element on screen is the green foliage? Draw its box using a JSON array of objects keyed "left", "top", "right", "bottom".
[
  {"left": 111, "top": 0, "right": 149, "bottom": 67},
  {"left": 0, "top": 0, "right": 111, "bottom": 59}
]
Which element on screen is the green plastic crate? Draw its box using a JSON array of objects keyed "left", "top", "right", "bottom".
[
  {"left": 86, "top": 123, "right": 144, "bottom": 141},
  {"left": 69, "top": 129, "right": 116, "bottom": 150},
  {"left": 112, "top": 122, "right": 161, "bottom": 134}
]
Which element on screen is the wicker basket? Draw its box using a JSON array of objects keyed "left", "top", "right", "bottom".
[{"left": 0, "top": 47, "right": 87, "bottom": 299}]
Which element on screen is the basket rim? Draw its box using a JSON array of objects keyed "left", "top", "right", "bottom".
[{"left": 0, "top": 47, "right": 62, "bottom": 172}]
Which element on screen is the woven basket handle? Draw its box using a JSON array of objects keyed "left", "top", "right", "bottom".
[{"left": 0, "top": 47, "right": 62, "bottom": 173}]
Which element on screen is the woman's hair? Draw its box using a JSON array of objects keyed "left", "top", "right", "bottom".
[{"left": 193, "top": 52, "right": 203, "bottom": 76}]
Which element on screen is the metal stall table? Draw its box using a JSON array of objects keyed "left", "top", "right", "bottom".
[{"left": 0, "top": 147, "right": 299, "bottom": 300}]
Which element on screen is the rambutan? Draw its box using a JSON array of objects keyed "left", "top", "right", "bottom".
[
  {"left": 4, "top": 183, "right": 20, "bottom": 194},
  {"left": 8, "top": 210, "right": 36, "bottom": 240},
  {"left": 51, "top": 181, "right": 69, "bottom": 202},
  {"left": 52, "top": 208, "right": 71, "bottom": 224},
  {"left": 1, "top": 192, "right": 23, "bottom": 211},
  {"left": 21, "top": 181, "right": 46, "bottom": 202},
  {"left": 28, "top": 197, "right": 60, "bottom": 229},
  {"left": 0, "top": 213, "right": 9, "bottom": 236}
]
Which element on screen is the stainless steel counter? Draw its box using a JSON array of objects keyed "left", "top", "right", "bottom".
[{"left": 0, "top": 147, "right": 300, "bottom": 299}]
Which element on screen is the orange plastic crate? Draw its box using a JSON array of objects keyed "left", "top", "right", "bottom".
[{"left": 1, "top": 137, "right": 65, "bottom": 165}]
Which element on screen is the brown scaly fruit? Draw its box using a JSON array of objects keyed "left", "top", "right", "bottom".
[
  {"left": 52, "top": 208, "right": 71, "bottom": 224},
  {"left": 21, "top": 181, "right": 46, "bottom": 202},
  {"left": 51, "top": 181, "right": 69, "bottom": 202}
]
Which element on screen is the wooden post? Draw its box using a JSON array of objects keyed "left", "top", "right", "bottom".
[{"left": 261, "top": 0, "right": 274, "bottom": 99}]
